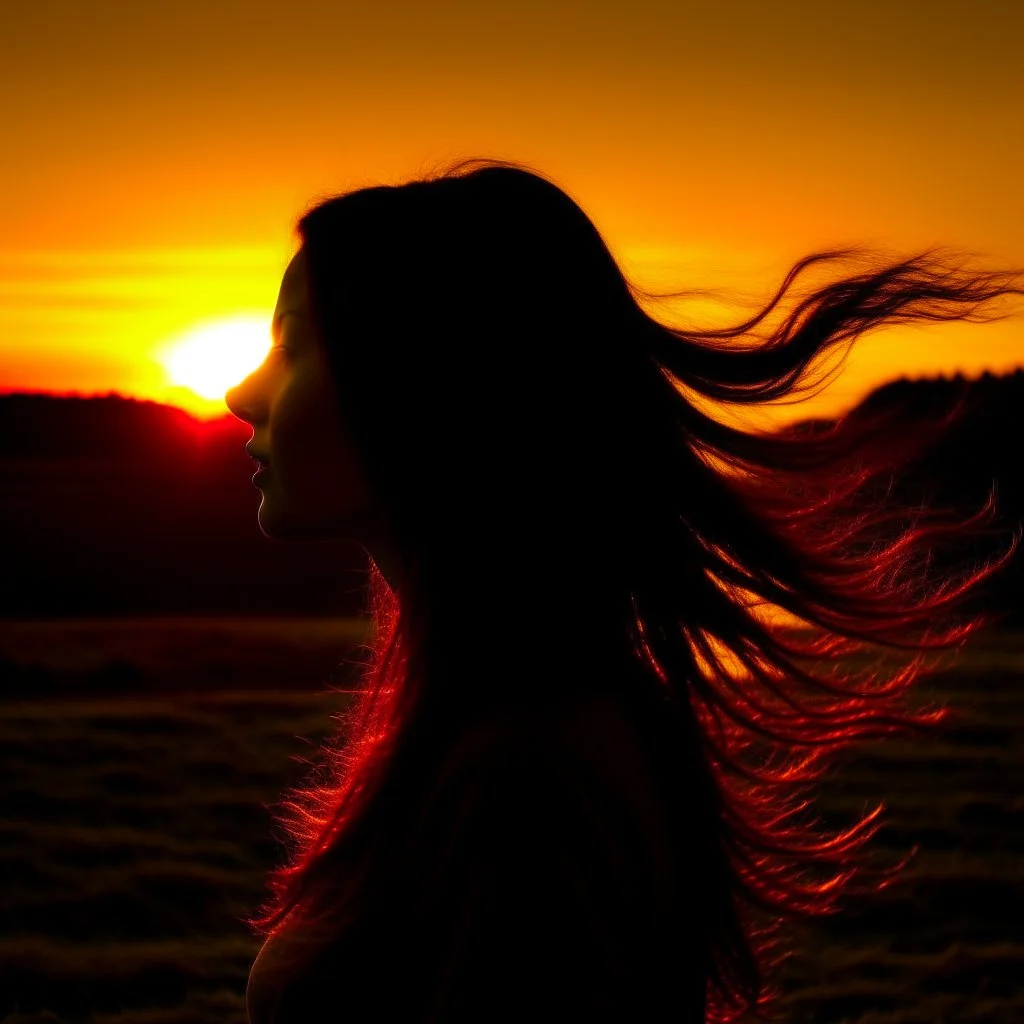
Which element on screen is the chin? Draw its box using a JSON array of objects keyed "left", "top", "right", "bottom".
[
  {"left": 256, "top": 509, "right": 280, "bottom": 540},
  {"left": 257, "top": 500, "right": 294, "bottom": 541}
]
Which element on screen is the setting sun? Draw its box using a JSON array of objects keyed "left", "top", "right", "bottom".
[{"left": 159, "top": 315, "right": 272, "bottom": 401}]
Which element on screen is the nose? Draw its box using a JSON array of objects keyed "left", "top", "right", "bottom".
[{"left": 225, "top": 371, "right": 264, "bottom": 426}]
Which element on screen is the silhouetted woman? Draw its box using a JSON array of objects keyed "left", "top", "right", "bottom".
[{"left": 225, "top": 158, "right": 1021, "bottom": 1024}]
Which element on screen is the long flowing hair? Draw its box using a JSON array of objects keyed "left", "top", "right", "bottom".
[{"left": 249, "top": 158, "right": 1022, "bottom": 1022}]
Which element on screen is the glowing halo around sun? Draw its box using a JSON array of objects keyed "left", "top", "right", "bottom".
[{"left": 159, "top": 315, "right": 272, "bottom": 401}]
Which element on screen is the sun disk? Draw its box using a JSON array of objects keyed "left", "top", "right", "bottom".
[{"left": 159, "top": 315, "right": 272, "bottom": 400}]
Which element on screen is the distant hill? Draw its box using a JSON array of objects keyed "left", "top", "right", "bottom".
[
  {"left": 0, "top": 393, "right": 367, "bottom": 617},
  {"left": 1, "top": 377, "right": 1022, "bottom": 619}
]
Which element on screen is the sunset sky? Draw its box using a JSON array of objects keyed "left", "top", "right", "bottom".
[{"left": 2, "top": 0, "right": 1021, "bottom": 424}]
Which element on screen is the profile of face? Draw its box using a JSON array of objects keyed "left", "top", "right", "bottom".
[{"left": 225, "top": 250, "right": 380, "bottom": 548}]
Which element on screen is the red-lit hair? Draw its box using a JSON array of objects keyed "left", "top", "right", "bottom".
[{"left": 249, "top": 158, "right": 1022, "bottom": 1022}]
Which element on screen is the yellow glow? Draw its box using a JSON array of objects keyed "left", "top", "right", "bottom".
[{"left": 158, "top": 315, "right": 271, "bottom": 401}]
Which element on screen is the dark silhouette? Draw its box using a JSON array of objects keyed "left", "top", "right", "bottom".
[{"left": 239, "top": 158, "right": 1021, "bottom": 1022}]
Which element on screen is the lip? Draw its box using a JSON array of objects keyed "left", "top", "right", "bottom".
[
  {"left": 246, "top": 445, "right": 271, "bottom": 468},
  {"left": 246, "top": 445, "right": 270, "bottom": 488}
]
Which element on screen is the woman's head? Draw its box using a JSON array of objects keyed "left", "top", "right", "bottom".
[{"left": 231, "top": 159, "right": 667, "bottom": 655}]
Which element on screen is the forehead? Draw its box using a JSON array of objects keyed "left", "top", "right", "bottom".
[{"left": 275, "top": 250, "right": 309, "bottom": 311}]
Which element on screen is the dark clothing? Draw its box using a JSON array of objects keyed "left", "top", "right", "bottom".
[{"left": 247, "top": 694, "right": 708, "bottom": 1023}]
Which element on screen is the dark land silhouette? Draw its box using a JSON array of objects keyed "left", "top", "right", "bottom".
[
  {"left": 0, "top": 393, "right": 366, "bottom": 618},
  {"left": 1, "top": 371, "right": 1022, "bottom": 621}
]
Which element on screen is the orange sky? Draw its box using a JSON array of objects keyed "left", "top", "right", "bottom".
[{"left": 1, "top": 0, "right": 1021, "bottom": 425}]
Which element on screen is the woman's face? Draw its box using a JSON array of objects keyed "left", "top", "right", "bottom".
[{"left": 226, "top": 250, "right": 381, "bottom": 548}]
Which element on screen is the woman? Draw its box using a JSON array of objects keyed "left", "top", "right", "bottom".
[{"left": 226, "top": 158, "right": 1020, "bottom": 1024}]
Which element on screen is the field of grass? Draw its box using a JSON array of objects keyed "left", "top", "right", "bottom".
[{"left": 1, "top": 619, "right": 1022, "bottom": 1023}]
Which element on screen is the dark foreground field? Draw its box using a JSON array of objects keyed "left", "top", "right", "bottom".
[{"left": 1, "top": 619, "right": 1022, "bottom": 1024}]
